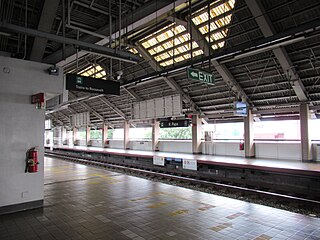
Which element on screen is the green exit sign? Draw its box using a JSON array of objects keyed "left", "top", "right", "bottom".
[{"left": 187, "top": 67, "right": 214, "bottom": 84}]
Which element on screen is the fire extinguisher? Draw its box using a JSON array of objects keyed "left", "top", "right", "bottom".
[
  {"left": 239, "top": 141, "right": 245, "bottom": 151},
  {"left": 25, "top": 147, "right": 39, "bottom": 173}
]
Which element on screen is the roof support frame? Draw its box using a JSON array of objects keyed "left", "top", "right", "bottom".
[
  {"left": 98, "top": 96, "right": 127, "bottom": 120},
  {"left": 167, "top": 16, "right": 252, "bottom": 106},
  {"left": 0, "top": 22, "right": 140, "bottom": 64},
  {"left": 134, "top": 40, "right": 204, "bottom": 115},
  {"left": 30, "top": 0, "right": 60, "bottom": 62},
  {"left": 245, "top": 0, "right": 309, "bottom": 102}
]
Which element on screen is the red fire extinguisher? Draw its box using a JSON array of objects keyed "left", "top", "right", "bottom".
[
  {"left": 25, "top": 147, "right": 39, "bottom": 173},
  {"left": 239, "top": 142, "right": 245, "bottom": 151}
]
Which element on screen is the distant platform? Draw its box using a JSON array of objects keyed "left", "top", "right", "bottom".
[{"left": 47, "top": 145, "right": 320, "bottom": 176}]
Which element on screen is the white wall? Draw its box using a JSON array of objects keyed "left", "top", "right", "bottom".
[
  {"left": 158, "top": 140, "right": 192, "bottom": 153},
  {"left": 0, "top": 56, "right": 63, "bottom": 209},
  {"left": 255, "top": 141, "right": 301, "bottom": 160},
  {"left": 201, "top": 141, "right": 245, "bottom": 157}
]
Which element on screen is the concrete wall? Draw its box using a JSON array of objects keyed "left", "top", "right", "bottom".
[
  {"left": 0, "top": 56, "right": 63, "bottom": 211},
  {"left": 59, "top": 134, "right": 303, "bottom": 161}
]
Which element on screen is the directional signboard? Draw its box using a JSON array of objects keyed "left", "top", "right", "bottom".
[
  {"left": 187, "top": 68, "right": 214, "bottom": 84},
  {"left": 66, "top": 74, "right": 120, "bottom": 95},
  {"left": 160, "top": 119, "right": 190, "bottom": 128}
]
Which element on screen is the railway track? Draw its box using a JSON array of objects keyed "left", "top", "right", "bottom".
[{"left": 45, "top": 151, "right": 320, "bottom": 215}]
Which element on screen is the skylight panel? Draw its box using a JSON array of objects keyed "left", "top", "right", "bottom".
[
  {"left": 140, "top": 22, "right": 204, "bottom": 67},
  {"left": 192, "top": 0, "right": 235, "bottom": 50}
]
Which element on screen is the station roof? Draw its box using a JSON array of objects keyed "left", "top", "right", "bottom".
[{"left": 1, "top": 0, "right": 320, "bottom": 128}]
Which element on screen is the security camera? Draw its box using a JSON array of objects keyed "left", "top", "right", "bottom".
[
  {"left": 47, "top": 66, "right": 59, "bottom": 76},
  {"left": 116, "top": 70, "right": 123, "bottom": 81}
]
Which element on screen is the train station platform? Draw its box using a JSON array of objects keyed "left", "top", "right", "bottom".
[
  {"left": 1, "top": 156, "right": 320, "bottom": 240},
  {"left": 47, "top": 145, "right": 320, "bottom": 176}
]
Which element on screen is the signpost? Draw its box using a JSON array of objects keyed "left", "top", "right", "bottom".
[
  {"left": 66, "top": 74, "right": 120, "bottom": 95},
  {"left": 153, "top": 156, "right": 165, "bottom": 166},
  {"left": 182, "top": 159, "right": 197, "bottom": 170},
  {"left": 187, "top": 68, "right": 214, "bottom": 84},
  {"left": 160, "top": 119, "right": 191, "bottom": 128}
]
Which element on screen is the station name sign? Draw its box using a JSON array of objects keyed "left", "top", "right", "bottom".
[
  {"left": 66, "top": 74, "right": 120, "bottom": 95},
  {"left": 160, "top": 119, "right": 190, "bottom": 128},
  {"left": 187, "top": 67, "right": 215, "bottom": 84}
]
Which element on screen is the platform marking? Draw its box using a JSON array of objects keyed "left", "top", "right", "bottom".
[
  {"left": 88, "top": 173, "right": 122, "bottom": 184},
  {"left": 130, "top": 192, "right": 162, "bottom": 202},
  {"left": 147, "top": 202, "right": 167, "bottom": 209},
  {"left": 210, "top": 222, "right": 232, "bottom": 232},
  {"left": 168, "top": 209, "right": 189, "bottom": 217},
  {"left": 88, "top": 181, "right": 101, "bottom": 184},
  {"left": 254, "top": 234, "right": 272, "bottom": 240},
  {"left": 198, "top": 204, "right": 215, "bottom": 211},
  {"left": 226, "top": 212, "right": 245, "bottom": 220}
]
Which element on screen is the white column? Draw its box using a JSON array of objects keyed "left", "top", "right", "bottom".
[
  {"left": 300, "top": 103, "right": 311, "bottom": 161},
  {"left": 62, "top": 127, "right": 67, "bottom": 145},
  {"left": 102, "top": 124, "right": 108, "bottom": 148},
  {"left": 124, "top": 121, "right": 130, "bottom": 150},
  {"left": 73, "top": 127, "right": 78, "bottom": 145},
  {"left": 192, "top": 115, "right": 202, "bottom": 154},
  {"left": 152, "top": 119, "right": 160, "bottom": 151},
  {"left": 86, "top": 126, "right": 91, "bottom": 146},
  {"left": 244, "top": 109, "right": 255, "bottom": 157}
]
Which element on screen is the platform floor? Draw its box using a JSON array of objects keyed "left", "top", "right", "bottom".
[
  {"left": 50, "top": 145, "right": 320, "bottom": 175},
  {"left": 1, "top": 157, "right": 320, "bottom": 240}
]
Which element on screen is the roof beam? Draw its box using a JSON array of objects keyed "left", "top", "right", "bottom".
[
  {"left": 98, "top": 96, "right": 127, "bottom": 120},
  {"left": 78, "top": 102, "right": 104, "bottom": 121},
  {"left": 44, "top": 0, "right": 183, "bottom": 66},
  {"left": 30, "top": 0, "right": 60, "bottom": 62},
  {"left": 68, "top": 92, "right": 104, "bottom": 121},
  {"left": 122, "top": 87, "right": 142, "bottom": 101},
  {"left": 0, "top": 22, "right": 140, "bottom": 64},
  {"left": 135, "top": 42, "right": 161, "bottom": 71},
  {"left": 167, "top": 16, "right": 252, "bottom": 105},
  {"left": 134, "top": 40, "right": 203, "bottom": 115},
  {"left": 245, "top": 0, "right": 308, "bottom": 102},
  {"left": 48, "top": 113, "right": 64, "bottom": 126},
  {"left": 162, "top": 76, "right": 200, "bottom": 113}
]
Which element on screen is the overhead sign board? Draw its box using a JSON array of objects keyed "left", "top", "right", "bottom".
[
  {"left": 160, "top": 119, "right": 190, "bottom": 128},
  {"left": 187, "top": 68, "right": 214, "bottom": 84},
  {"left": 66, "top": 73, "right": 120, "bottom": 95},
  {"left": 234, "top": 101, "right": 247, "bottom": 116}
]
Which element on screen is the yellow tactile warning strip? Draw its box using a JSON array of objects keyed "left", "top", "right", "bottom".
[
  {"left": 147, "top": 202, "right": 167, "bottom": 208},
  {"left": 226, "top": 212, "right": 245, "bottom": 219},
  {"left": 89, "top": 173, "right": 122, "bottom": 184},
  {"left": 168, "top": 209, "right": 189, "bottom": 217},
  {"left": 254, "top": 234, "right": 272, "bottom": 240},
  {"left": 210, "top": 223, "right": 232, "bottom": 232},
  {"left": 198, "top": 204, "right": 215, "bottom": 211}
]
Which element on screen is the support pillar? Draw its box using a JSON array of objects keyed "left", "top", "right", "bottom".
[
  {"left": 73, "top": 127, "right": 78, "bottom": 145},
  {"left": 300, "top": 103, "right": 312, "bottom": 161},
  {"left": 62, "top": 127, "right": 67, "bottom": 145},
  {"left": 152, "top": 119, "right": 160, "bottom": 151},
  {"left": 102, "top": 124, "right": 109, "bottom": 148},
  {"left": 192, "top": 115, "right": 202, "bottom": 154},
  {"left": 244, "top": 109, "right": 255, "bottom": 157},
  {"left": 124, "top": 121, "right": 130, "bottom": 150},
  {"left": 86, "top": 126, "right": 91, "bottom": 146}
]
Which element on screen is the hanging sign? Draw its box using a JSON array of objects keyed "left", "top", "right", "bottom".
[
  {"left": 187, "top": 68, "right": 215, "bottom": 84},
  {"left": 160, "top": 119, "right": 190, "bottom": 128},
  {"left": 66, "top": 74, "right": 120, "bottom": 95}
]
